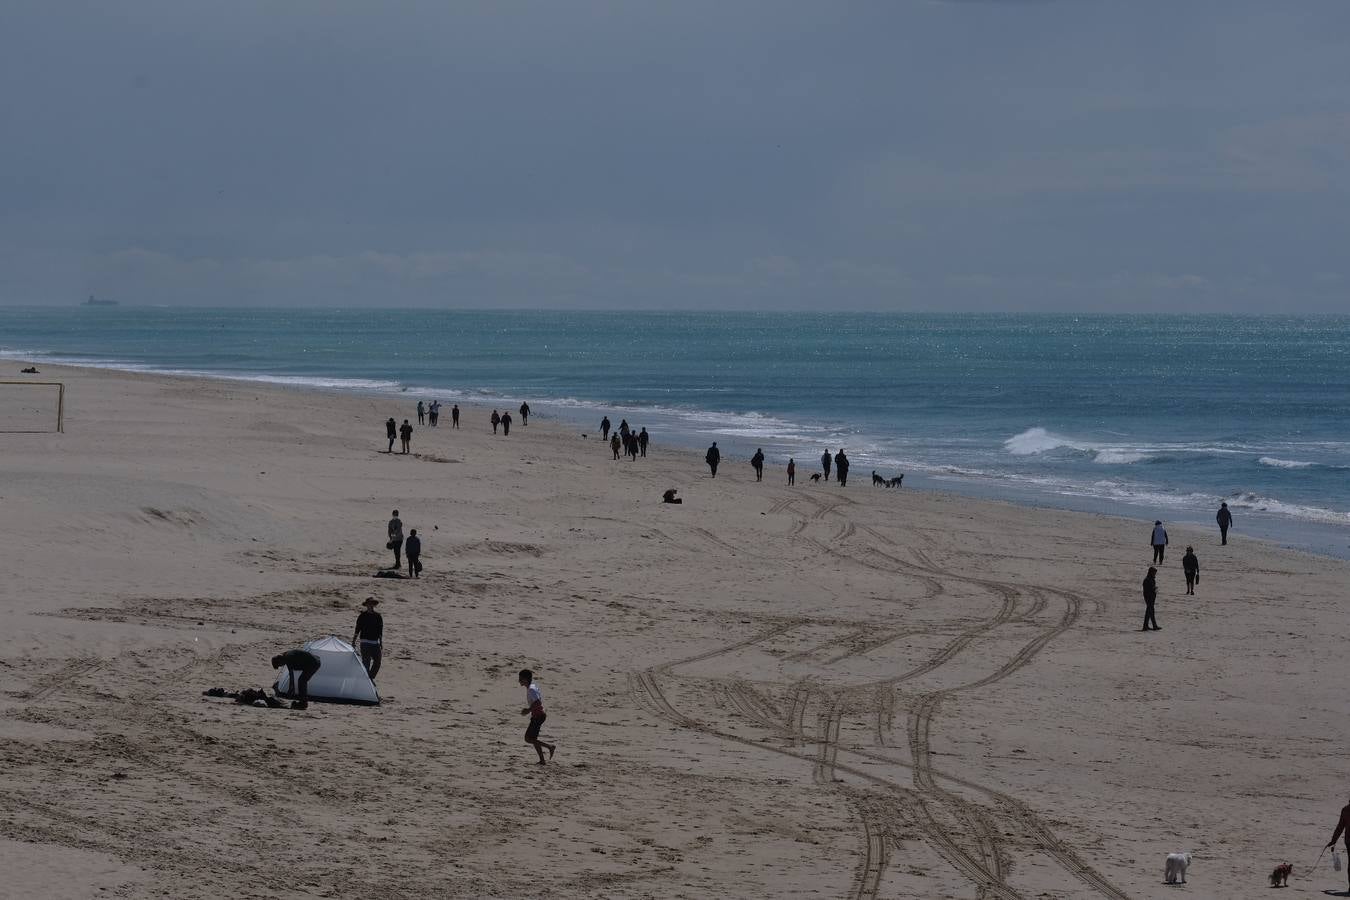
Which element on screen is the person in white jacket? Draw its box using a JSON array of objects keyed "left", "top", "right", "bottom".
[{"left": 1150, "top": 520, "right": 1169, "bottom": 564}]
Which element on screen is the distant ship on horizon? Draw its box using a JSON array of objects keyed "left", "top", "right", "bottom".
[{"left": 82, "top": 295, "right": 118, "bottom": 306}]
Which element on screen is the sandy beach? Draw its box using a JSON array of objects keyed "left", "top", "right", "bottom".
[{"left": 2, "top": 363, "right": 1348, "bottom": 899}]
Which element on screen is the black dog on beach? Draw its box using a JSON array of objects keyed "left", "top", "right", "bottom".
[
  {"left": 808, "top": 472, "right": 822, "bottom": 483},
  {"left": 887, "top": 475, "right": 904, "bottom": 488},
  {"left": 872, "top": 471, "right": 886, "bottom": 487}
]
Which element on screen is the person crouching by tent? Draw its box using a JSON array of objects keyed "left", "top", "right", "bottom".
[
  {"left": 353, "top": 597, "right": 383, "bottom": 680},
  {"left": 272, "top": 649, "right": 321, "bottom": 709}
]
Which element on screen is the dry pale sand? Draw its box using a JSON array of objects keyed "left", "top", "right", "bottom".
[{"left": 2, "top": 364, "right": 1348, "bottom": 899}]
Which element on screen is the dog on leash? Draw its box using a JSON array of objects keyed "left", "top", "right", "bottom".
[
  {"left": 1163, "top": 851, "right": 1192, "bottom": 884},
  {"left": 808, "top": 472, "right": 822, "bottom": 483},
  {"left": 1269, "top": 862, "right": 1292, "bottom": 887},
  {"left": 887, "top": 475, "right": 904, "bottom": 488},
  {"left": 872, "top": 470, "right": 886, "bottom": 487}
]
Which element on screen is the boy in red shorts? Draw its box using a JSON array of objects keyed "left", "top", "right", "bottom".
[{"left": 519, "top": 669, "right": 557, "bottom": 764}]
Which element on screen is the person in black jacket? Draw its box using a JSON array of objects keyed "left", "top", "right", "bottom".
[
  {"left": 834, "top": 449, "right": 850, "bottom": 487},
  {"left": 519, "top": 402, "right": 530, "bottom": 425},
  {"left": 352, "top": 598, "right": 384, "bottom": 679},
  {"left": 601, "top": 416, "right": 611, "bottom": 440},
  {"left": 405, "top": 529, "right": 422, "bottom": 578},
  {"left": 385, "top": 417, "right": 397, "bottom": 453},
  {"left": 821, "top": 449, "right": 832, "bottom": 482},
  {"left": 638, "top": 427, "right": 649, "bottom": 457},
  {"left": 272, "top": 649, "right": 321, "bottom": 709},
  {"left": 1216, "top": 502, "right": 1233, "bottom": 545},
  {"left": 751, "top": 449, "right": 765, "bottom": 482},
  {"left": 1141, "top": 567, "right": 1159, "bottom": 631},
  {"left": 706, "top": 442, "right": 721, "bottom": 478},
  {"left": 1181, "top": 546, "right": 1199, "bottom": 595}
]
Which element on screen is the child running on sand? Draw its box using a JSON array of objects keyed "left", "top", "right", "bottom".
[{"left": 519, "top": 669, "right": 556, "bottom": 764}]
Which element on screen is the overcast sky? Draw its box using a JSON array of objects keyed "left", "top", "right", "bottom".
[{"left": 2, "top": 1, "right": 1348, "bottom": 311}]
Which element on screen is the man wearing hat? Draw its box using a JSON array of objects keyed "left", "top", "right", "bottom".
[{"left": 353, "top": 597, "right": 384, "bottom": 680}]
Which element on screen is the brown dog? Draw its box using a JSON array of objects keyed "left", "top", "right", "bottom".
[{"left": 1269, "top": 862, "right": 1292, "bottom": 887}]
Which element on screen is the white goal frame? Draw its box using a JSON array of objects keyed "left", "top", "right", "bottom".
[{"left": 0, "top": 380, "right": 65, "bottom": 433}]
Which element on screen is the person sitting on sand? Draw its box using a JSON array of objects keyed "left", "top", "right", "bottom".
[
  {"left": 399, "top": 419, "right": 413, "bottom": 454},
  {"left": 272, "top": 649, "right": 321, "bottom": 709},
  {"left": 662, "top": 488, "right": 682, "bottom": 504},
  {"left": 352, "top": 598, "right": 383, "bottom": 679},
  {"left": 1182, "top": 546, "right": 1199, "bottom": 595},
  {"left": 519, "top": 669, "right": 557, "bottom": 765}
]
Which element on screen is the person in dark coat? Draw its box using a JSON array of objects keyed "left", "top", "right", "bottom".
[
  {"left": 451, "top": 404, "right": 460, "bottom": 428},
  {"left": 834, "top": 449, "right": 850, "bottom": 487},
  {"left": 387, "top": 510, "right": 404, "bottom": 568},
  {"left": 637, "top": 427, "right": 649, "bottom": 457},
  {"left": 821, "top": 450, "right": 832, "bottom": 482},
  {"left": 706, "top": 442, "right": 721, "bottom": 478},
  {"left": 1181, "top": 546, "right": 1199, "bottom": 595},
  {"left": 272, "top": 649, "right": 320, "bottom": 709},
  {"left": 385, "top": 417, "right": 397, "bottom": 453},
  {"left": 352, "top": 597, "right": 384, "bottom": 679},
  {"left": 751, "top": 449, "right": 765, "bottom": 481},
  {"left": 519, "top": 402, "right": 530, "bottom": 425},
  {"left": 405, "top": 529, "right": 422, "bottom": 578},
  {"left": 601, "top": 416, "right": 611, "bottom": 440},
  {"left": 1141, "top": 567, "right": 1160, "bottom": 631},
  {"left": 399, "top": 419, "right": 413, "bottom": 454},
  {"left": 490, "top": 410, "right": 500, "bottom": 434},
  {"left": 787, "top": 458, "right": 795, "bottom": 486},
  {"left": 417, "top": 400, "right": 425, "bottom": 425},
  {"left": 1216, "top": 502, "right": 1233, "bottom": 545},
  {"left": 610, "top": 433, "right": 621, "bottom": 460},
  {"left": 501, "top": 411, "right": 512, "bottom": 436}
]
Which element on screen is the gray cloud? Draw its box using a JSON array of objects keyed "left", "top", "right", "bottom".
[{"left": 2, "top": 1, "right": 1348, "bottom": 311}]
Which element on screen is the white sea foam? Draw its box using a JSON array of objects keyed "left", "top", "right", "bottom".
[{"left": 1258, "top": 456, "right": 1315, "bottom": 469}]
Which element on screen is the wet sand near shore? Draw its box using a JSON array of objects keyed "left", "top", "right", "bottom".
[{"left": 2, "top": 364, "right": 1347, "bottom": 898}]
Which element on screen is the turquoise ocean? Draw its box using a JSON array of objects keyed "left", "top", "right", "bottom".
[{"left": 3, "top": 308, "right": 1348, "bottom": 557}]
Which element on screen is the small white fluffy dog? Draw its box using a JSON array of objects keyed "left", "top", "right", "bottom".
[{"left": 1164, "top": 851, "right": 1192, "bottom": 884}]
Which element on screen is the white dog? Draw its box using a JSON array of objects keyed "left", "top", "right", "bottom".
[{"left": 1164, "top": 851, "right": 1192, "bottom": 884}]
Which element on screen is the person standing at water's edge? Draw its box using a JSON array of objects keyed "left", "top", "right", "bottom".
[
  {"left": 638, "top": 427, "right": 649, "bottom": 457},
  {"left": 751, "top": 448, "right": 765, "bottom": 482},
  {"left": 601, "top": 416, "right": 611, "bottom": 441},
  {"left": 1182, "top": 546, "right": 1199, "bottom": 595},
  {"left": 406, "top": 529, "right": 422, "bottom": 578},
  {"left": 352, "top": 598, "right": 383, "bottom": 680},
  {"left": 417, "top": 400, "right": 425, "bottom": 425},
  {"left": 490, "top": 410, "right": 500, "bottom": 434},
  {"left": 1150, "top": 520, "right": 1168, "bottom": 564},
  {"left": 385, "top": 417, "right": 397, "bottom": 453},
  {"left": 387, "top": 510, "right": 404, "bottom": 569},
  {"left": 399, "top": 419, "right": 413, "bottom": 454},
  {"left": 835, "top": 449, "right": 849, "bottom": 487},
  {"left": 451, "top": 404, "right": 460, "bottom": 428},
  {"left": 706, "top": 442, "right": 721, "bottom": 478},
  {"left": 787, "top": 458, "right": 795, "bottom": 486},
  {"left": 501, "top": 411, "right": 512, "bottom": 436},
  {"left": 519, "top": 669, "right": 556, "bottom": 765},
  {"left": 1216, "top": 502, "right": 1233, "bottom": 545},
  {"left": 519, "top": 402, "right": 530, "bottom": 425},
  {"left": 821, "top": 450, "right": 831, "bottom": 482},
  {"left": 1141, "top": 566, "right": 1160, "bottom": 631}
]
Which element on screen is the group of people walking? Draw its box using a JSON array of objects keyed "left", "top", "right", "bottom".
[
  {"left": 703, "top": 444, "right": 849, "bottom": 486},
  {"left": 1139, "top": 504, "right": 1234, "bottom": 631},
  {"left": 601, "top": 417, "right": 650, "bottom": 461}
]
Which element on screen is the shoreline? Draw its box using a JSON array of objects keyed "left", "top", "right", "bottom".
[
  {"left": 4, "top": 361, "right": 1349, "bottom": 898},
  {"left": 8, "top": 354, "right": 1347, "bottom": 561}
]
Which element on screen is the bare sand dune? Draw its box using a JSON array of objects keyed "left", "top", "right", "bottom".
[{"left": 1, "top": 364, "right": 1347, "bottom": 898}]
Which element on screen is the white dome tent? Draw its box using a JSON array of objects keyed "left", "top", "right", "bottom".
[{"left": 274, "top": 636, "right": 380, "bottom": 705}]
